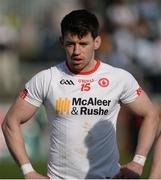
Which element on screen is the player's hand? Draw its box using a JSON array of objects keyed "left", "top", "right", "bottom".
[
  {"left": 112, "top": 161, "right": 143, "bottom": 179},
  {"left": 24, "top": 171, "right": 50, "bottom": 179}
]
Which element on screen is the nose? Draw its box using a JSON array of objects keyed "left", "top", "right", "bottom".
[{"left": 73, "top": 44, "right": 81, "bottom": 55}]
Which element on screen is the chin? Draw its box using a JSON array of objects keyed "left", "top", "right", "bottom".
[{"left": 71, "top": 65, "right": 84, "bottom": 73}]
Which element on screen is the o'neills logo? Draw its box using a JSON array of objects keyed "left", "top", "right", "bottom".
[{"left": 55, "top": 97, "right": 111, "bottom": 115}]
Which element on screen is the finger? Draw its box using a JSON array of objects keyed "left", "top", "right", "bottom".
[{"left": 112, "top": 173, "right": 124, "bottom": 179}]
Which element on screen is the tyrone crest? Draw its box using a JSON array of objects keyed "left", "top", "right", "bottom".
[{"left": 98, "top": 78, "right": 109, "bottom": 87}]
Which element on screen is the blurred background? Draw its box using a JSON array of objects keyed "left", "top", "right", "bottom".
[{"left": 0, "top": 0, "right": 161, "bottom": 178}]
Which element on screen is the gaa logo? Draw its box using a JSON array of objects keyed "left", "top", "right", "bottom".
[
  {"left": 60, "top": 79, "right": 74, "bottom": 85},
  {"left": 98, "top": 78, "right": 109, "bottom": 87}
]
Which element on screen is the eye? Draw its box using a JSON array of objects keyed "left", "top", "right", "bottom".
[
  {"left": 80, "top": 42, "right": 88, "bottom": 47},
  {"left": 65, "top": 42, "right": 74, "bottom": 47}
]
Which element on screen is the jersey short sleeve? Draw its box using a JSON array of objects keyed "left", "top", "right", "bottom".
[
  {"left": 119, "top": 70, "right": 140, "bottom": 104},
  {"left": 24, "top": 69, "right": 51, "bottom": 107}
]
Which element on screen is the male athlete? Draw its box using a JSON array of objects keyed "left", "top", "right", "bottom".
[{"left": 2, "top": 9, "right": 159, "bottom": 179}]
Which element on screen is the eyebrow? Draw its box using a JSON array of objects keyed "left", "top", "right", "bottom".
[{"left": 65, "top": 39, "right": 89, "bottom": 43}]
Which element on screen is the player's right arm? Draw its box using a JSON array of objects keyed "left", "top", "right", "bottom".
[{"left": 2, "top": 96, "right": 48, "bottom": 179}]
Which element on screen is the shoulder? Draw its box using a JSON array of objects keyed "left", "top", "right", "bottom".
[
  {"left": 100, "top": 62, "right": 133, "bottom": 79},
  {"left": 29, "top": 68, "right": 51, "bottom": 85},
  {"left": 34, "top": 62, "right": 65, "bottom": 79},
  {"left": 50, "top": 62, "right": 66, "bottom": 73},
  {"left": 36, "top": 68, "right": 51, "bottom": 77}
]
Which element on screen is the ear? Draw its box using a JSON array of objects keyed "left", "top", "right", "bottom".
[
  {"left": 94, "top": 36, "right": 101, "bottom": 50},
  {"left": 59, "top": 36, "right": 64, "bottom": 47}
]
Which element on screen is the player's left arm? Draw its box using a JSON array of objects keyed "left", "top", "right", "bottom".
[
  {"left": 127, "top": 90, "right": 159, "bottom": 161},
  {"left": 149, "top": 132, "right": 161, "bottom": 179},
  {"left": 113, "top": 90, "right": 160, "bottom": 179}
]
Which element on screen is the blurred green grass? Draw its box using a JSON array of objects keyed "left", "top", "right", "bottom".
[
  {"left": 0, "top": 152, "right": 152, "bottom": 179},
  {"left": 0, "top": 158, "right": 47, "bottom": 179}
]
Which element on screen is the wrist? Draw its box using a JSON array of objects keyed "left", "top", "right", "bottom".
[
  {"left": 21, "top": 163, "right": 35, "bottom": 175},
  {"left": 133, "top": 154, "right": 146, "bottom": 166}
]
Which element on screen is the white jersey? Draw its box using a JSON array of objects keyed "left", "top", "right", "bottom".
[{"left": 23, "top": 60, "right": 141, "bottom": 179}]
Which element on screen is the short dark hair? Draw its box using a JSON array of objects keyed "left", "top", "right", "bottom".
[{"left": 61, "top": 9, "right": 99, "bottom": 39}]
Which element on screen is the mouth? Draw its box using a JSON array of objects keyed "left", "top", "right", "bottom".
[{"left": 72, "top": 58, "right": 83, "bottom": 64}]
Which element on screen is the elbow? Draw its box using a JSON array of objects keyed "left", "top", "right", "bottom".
[
  {"left": 1, "top": 117, "right": 15, "bottom": 137},
  {"left": 155, "top": 111, "right": 161, "bottom": 134},
  {"left": 143, "top": 107, "right": 160, "bottom": 129},
  {"left": 154, "top": 109, "right": 160, "bottom": 125},
  {"left": 2, "top": 117, "right": 10, "bottom": 136},
  {"left": 148, "top": 104, "right": 159, "bottom": 120},
  {"left": 150, "top": 108, "right": 160, "bottom": 130},
  {"left": 2, "top": 117, "right": 7, "bottom": 133}
]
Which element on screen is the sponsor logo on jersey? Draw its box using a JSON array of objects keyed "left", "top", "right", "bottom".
[
  {"left": 56, "top": 97, "right": 70, "bottom": 114},
  {"left": 60, "top": 79, "right": 74, "bottom": 85},
  {"left": 98, "top": 78, "right": 109, "bottom": 87},
  {"left": 19, "top": 89, "right": 28, "bottom": 99},
  {"left": 55, "top": 97, "right": 111, "bottom": 115}
]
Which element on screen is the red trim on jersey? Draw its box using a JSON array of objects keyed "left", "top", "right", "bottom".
[
  {"left": 19, "top": 89, "right": 28, "bottom": 99},
  {"left": 136, "top": 87, "right": 142, "bottom": 96},
  {"left": 66, "top": 60, "right": 100, "bottom": 75}
]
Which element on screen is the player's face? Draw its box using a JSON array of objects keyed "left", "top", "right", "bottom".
[{"left": 61, "top": 32, "right": 101, "bottom": 73}]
